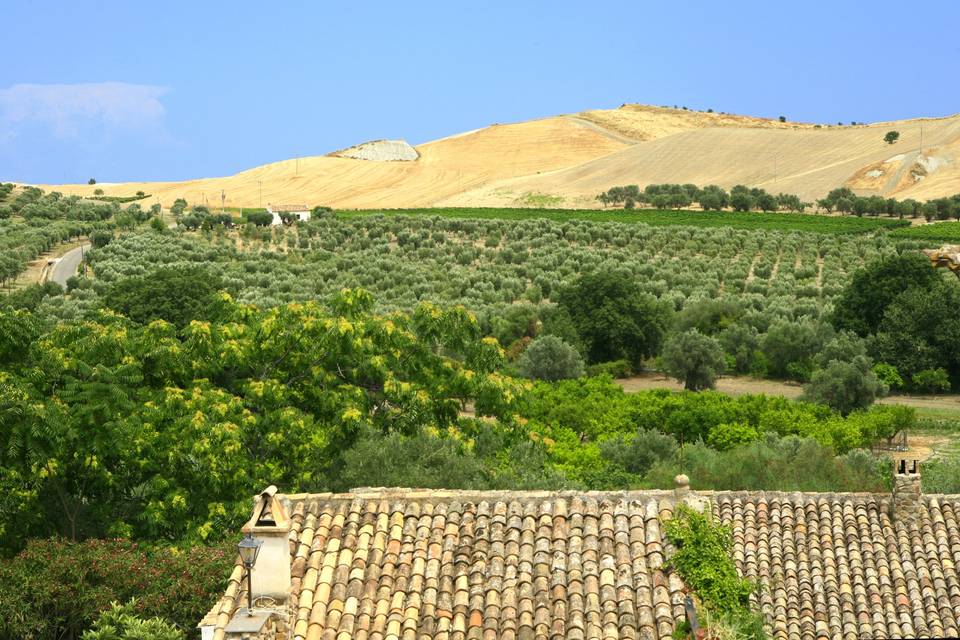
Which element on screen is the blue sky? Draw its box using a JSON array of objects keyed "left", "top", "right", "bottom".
[{"left": 2, "top": 1, "right": 958, "bottom": 184}]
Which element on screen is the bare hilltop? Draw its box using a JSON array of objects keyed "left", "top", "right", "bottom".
[{"left": 39, "top": 104, "right": 960, "bottom": 208}]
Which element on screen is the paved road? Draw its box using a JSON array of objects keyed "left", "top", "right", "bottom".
[{"left": 49, "top": 244, "right": 90, "bottom": 286}]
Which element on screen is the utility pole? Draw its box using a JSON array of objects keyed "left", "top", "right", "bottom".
[
  {"left": 258, "top": 180, "right": 262, "bottom": 208},
  {"left": 221, "top": 189, "right": 226, "bottom": 213},
  {"left": 919, "top": 124, "right": 924, "bottom": 155}
]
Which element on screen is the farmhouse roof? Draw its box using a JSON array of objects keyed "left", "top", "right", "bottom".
[
  {"left": 269, "top": 204, "right": 310, "bottom": 213},
  {"left": 203, "top": 485, "right": 960, "bottom": 640}
]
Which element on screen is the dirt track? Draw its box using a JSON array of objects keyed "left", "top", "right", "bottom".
[{"left": 618, "top": 372, "right": 960, "bottom": 413}]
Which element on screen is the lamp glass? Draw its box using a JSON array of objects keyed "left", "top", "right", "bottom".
[{"left": 237, "top": 533, "right": 262, "bottom": 567}]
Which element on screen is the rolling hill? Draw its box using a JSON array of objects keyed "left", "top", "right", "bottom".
[{"left": 37, "top": 104, "right": 960, "bottom": 209}]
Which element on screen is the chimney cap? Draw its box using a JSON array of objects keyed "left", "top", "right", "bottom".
[
  {"left": 242, "top": 485, "right": 290, "bottom": 532},
  {"left": 895, "top": 459, "right": 919, "bottom": 475}
]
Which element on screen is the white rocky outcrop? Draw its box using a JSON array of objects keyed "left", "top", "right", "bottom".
[{"left": 330, "top": 139, "right": 419, "bottom": 162}]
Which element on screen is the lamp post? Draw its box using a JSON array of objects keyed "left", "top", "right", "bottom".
[{"left": 237, "top": 533, "right": 262, "bottom": 616}]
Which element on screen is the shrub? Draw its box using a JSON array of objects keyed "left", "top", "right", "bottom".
[
  {"left": 336, "top": 429, "right": 489, "bottom": 491},
  {"left": 872, "top": 363, "right": 904, "bottom": 389},
  {"left": 707, "top": 422, "right": 760, "bottom": 450},
  {"left": 599, "top": 428, "right": 678, "bottom": 476},
  {"left": 665, "top": 506, "right": 764, "bottom": 640},
  {"left": 584, "top": 359, "right": 632, "bottom": 378},
  {"left": 922, "top": 457, "right": 960, "bottom": 493},
  {"left": 82, "top": 601, "right": 183, "bottom": 640},
  {"left": 661, "top": 329, "right": 726, "bottom": 391},
  {"left": 912, "top": 368, "right": 950, "bottom": 393},
  {"left": 884, "top": 130, "right": 900, "bottom": 144},
  {"left": 645, "top": 434, "right": 889, "bottom": 492},
  {"left": 516, "top": 335, "right": 585, "bottom": 381},
  {"left": 0, "top": 538, "right": 233, "bottom": 640}
]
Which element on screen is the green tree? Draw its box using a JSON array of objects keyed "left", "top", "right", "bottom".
[
  {"left": 246, "top": 210, "right": 273, "bottom": 226},
  {"left": 88, "top": 178, "right": 96, "bottom": 185},
  {"left": 558, "top": 271, "right": 671, "bottom": 367},
  {"left": 831, "top": 252, "right": 940, "bottom": 336},
  {"left": 871, "top": 281, "right": 960, "bottom": 389},
  {"left": 884, "top": 130, "right": 900, "bottom": 144},
  {"left": 802, "top": 356, "right": 887, "bottom": 415},
  {"left": 90, "top": 229, "right": 113, "bottom": 248},
  {"left": 730, "top": 192, "right": 754, "bottom": 212},
  {"left": 661, "top": 329, "right": 726, "bottom": 391},
  {"left": 516, "top": 335, "right": 584, "bottom": 381},
  {"left": 761, "top": 319, "right": 829, "bottom": 380},
  {"left": 0, "top": 292, "right": 525, "bottom": 550},
  {"left": 170, "top": 198, "right": 188, "bottom": 216},
  {"left": 102, "top": 266, "right": 226, "bottom": 327}
]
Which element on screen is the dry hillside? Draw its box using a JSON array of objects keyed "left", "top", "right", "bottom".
[{"left": 37, "top": 104, "right": 960, "bottom": 208}]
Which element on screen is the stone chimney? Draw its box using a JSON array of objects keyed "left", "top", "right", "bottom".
[
  {"left": 241, "top": 486, "right": 292, "bottom": 604},
  {"left": 891, "top": 459, "right": 922, "bottom": 524}
]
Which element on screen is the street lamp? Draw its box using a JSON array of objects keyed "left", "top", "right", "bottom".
[{"left": 237, "top": 533, "right": 262, "bottom": 616}]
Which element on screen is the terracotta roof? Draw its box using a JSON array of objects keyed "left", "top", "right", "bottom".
[
  {"left": 204, "top": 488, "right": 960, "bottom": 640},
  {"left": 718, "top": 492, "right": 960, "bottom": 640}
]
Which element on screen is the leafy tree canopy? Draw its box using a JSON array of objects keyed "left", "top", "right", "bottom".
[
  {"left": 558, "top": 271, "right": 671, "bottom": 367},
  {"left": 661, "top": 329, "right": 726, "bottom": 391},
  {"left": 102, "top": 266, "right": 227, "bottom": 327},
  {"left": 0, "top": 291, "right": 524, "bottom": 553},
  {"left": 832, "top": 252, "right": 940, "bottom": 336}
]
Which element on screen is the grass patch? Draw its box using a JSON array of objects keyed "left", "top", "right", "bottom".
[
  {"left": 340, "top": 207, "right": 909, "bottom": 234},
  {"left": 84, "top": 194, "right": 151, "bottom": 204},
  {"left": 514, "top": 192, "right": 565, "bottom": 208},
  {"left": 891, "top": 221, "right": 960, "bottom": 241}
]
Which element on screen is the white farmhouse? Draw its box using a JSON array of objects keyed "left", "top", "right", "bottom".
[{"left": 265, "top": 204, "right": 311, "bottom": 226}]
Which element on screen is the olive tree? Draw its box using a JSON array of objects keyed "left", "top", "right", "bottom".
[
  {"left": 661, "top": 329, "right": 726, "bottom": 391},
  {"left": 516, "top": 335, "right": 585, "bottom": 381},
  {"left": 802, "top": 356, "right": 887, "bottom": 415}
]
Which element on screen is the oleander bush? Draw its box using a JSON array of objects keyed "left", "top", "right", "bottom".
[{"left": 0, "top": 538, "right": 233, "bottom": 640}]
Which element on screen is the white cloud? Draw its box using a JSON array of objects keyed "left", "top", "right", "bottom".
[{"left": 0, "top": 81, "right": 170, "bottom": 141}]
